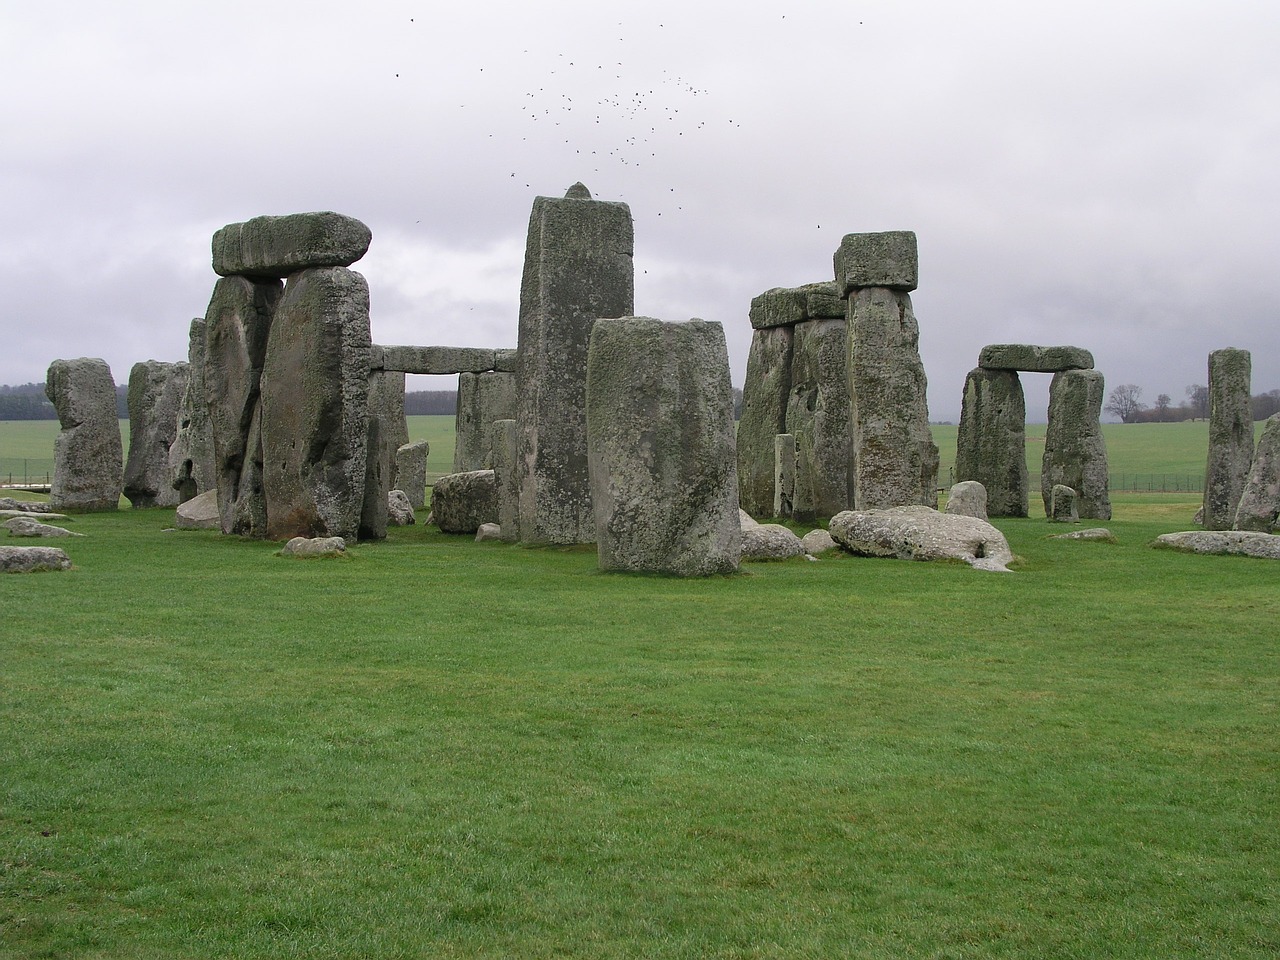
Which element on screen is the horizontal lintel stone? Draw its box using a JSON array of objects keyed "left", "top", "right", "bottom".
[
  {"left": 834, "top": 231, "right": 918, "bottom": 295},
  {"left": 978, "top": 344, "right": 1094, "bottom": 373},
  {"left": 373, "top": 345, "right": 516, "bottom": 375},
  {"left": 749, "top": 281, "right": 845, "bottom": 329},
  {"left": 212, "top": 212, "right": 372, "bottom": 278}
]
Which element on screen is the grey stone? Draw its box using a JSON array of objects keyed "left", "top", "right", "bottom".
[
  {"left": 736, "top": 325, "right": 793, "bottom": 517},
  {"left": 280, "top": 535, "right": 347, "bottom": 557},
  {"left": 0, "top": 545, "right": 72, "bottom": 573},
  {"left": 374, "top": 345, "right": 502, "bottom": 375},
  {"left": 1203, "top": 348, "right": 1253, "bottom": 530},
  {"left": 829, "top": 505, "right": 1014, "bottom": 572},
  {"left": 4, "top": 517, "right": 82, "bottom": 537},
  {"left": 175, "top": 489, "right": 220, "bottom": 529},
  {"left": 168, "top": 318, "right": 216, "bottom": 503},
  {"left": 387, "top": 489, "right": 416, "bottom": 526},
  {"left": 0, "top": 498, "right": 53, "bottom": 513},
  {"left": 945, "top": 481, "right": 988, "bottom": 521},
  {"left": 738, "top": 509, "right": 760, "bottom": 530},
  {"left": 124, "top": 360, "right": 188, "bottom": 508},
  {"left": 1051, "top": 527, "right": 1116, "bottom": 542},
  {"left": 1234, "top": 412, "right": 1280, "bottom": 532},
  {"left": 475, "top": 522, "right": 502, "bottom": 542},
  {"left": 1041, "top": 369, "right": 1110, "bottom": 520},
  {"left": 955, "top": 368, "right": 1027, "bottom": 517},
  {"left": 431, "top": 469, "right": 498, "bottom": 534},
  {"left": 834, "top": 231, "right": 918, "bottom": 295},
  {"left": 360, "top": 370, "right": 406, "bottom": 541},
  {"left": 494, "top": 349, "right": 518, "bottom": 373},
  {"left": 800, "top": 528, "right": 837, "bottom": 555},
  {"left": 847, "top": 288, "right": 939, "bottom": 509},
  {"left": 787, "top": 318, "right": 853, "bottom": 521},
  {"left": 491, "top": 420, "right": 520, "bottom": 542},
  {"left": 978, "top": 344, "right": 1094, "bottom": 372},
  {"left": 586, "top": 317, "right": 741, "bottom": 576},
  {"left": 748, "top": 282, "right": 844, "bottom": 330},
  {"left": 45, "top": 358, "right": 123, "bottom": 513},
  {"left": 212, "top": 212, "right": 371, "bottom": 279},
  {"left": 260, "top": 266, "right": 371, "bottom": 541},
  {"left": 1049, "top": 484, "right": 1079, "bottom": 523},
  {"left": 773, "top": 433, "right": 796, "bottom": 519},
  {"left": 205, "top": 275, "right": 282, "bottom": 536},
  {"left": 394, "top": 441, "right": 429, "bottom": 509},
  {"left": 1154, "top": 530, "right": 1280, "bottom": 560},
  {"left": 515, "top": 185, "right": 634, "bottom": 545},
  {"left": 740, "top": 523, "right": 806, "bottom": 561},
  {"left": 0, "top": 510, "right": 71, "bottom": 522},
  {"left": 454, "top": 371, "right": 518, "bottom": 472}
]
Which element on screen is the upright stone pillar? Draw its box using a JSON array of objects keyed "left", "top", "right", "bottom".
[
  {"left": 586, "top": 317, "right": 740, "bottom": 576},
  {"left": 169, "top": 318, "right": 216, "bottom": 503},
  {"left": 1203, "top": 348, "right": 1253, "bottom": 530},
  {"left": 360, "top": 369, "right": 406, "bottom": 540},
  {"left": 492, "top": 419, "right": 520, "bottom": 542},
  {"left": 773, "top": 433, "right": 796, "bottom": 518},
  {"left": 955, "top": 367, "right": 1028, "bottom": 517},
  {"left": 786, "top": 317, "right": 852, "bottom": 521},
  {"left": 515, "top": 182, "right": 634, "bottom": 544},
  {"left": 45, "top": 358, "right": 123, "bottom": 512},
  {"left": 736, "top": 325, "right": 793, "bottom": 517},
  {"left": 1041, "top": 369, "right": 1110, "bottom": 520},
  {"left": 454, "top": 371, "right": 518, "bottom": 472},
  {"left": 123, "top": 360, "right": 189, "bottom": 508},
  {"left": 1234, "top": 412, "right": 1280, "bottom": 532}
]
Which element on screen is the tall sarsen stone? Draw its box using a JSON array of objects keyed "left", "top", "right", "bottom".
[
  {"left": 1203, "top": 348, "right": 1253, "bottom": 531},
  {"left": 1041, "top": 369, "right": 1110, "bottom": 520},
  {"left": 45, "top": 358, "right": 123, "bottom": 512}
]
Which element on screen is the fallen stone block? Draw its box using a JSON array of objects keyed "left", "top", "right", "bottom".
[
  {"left": 175, "top": 489, "right": 220, "bottom": 530},
  {"left": 1153, "top": 530, "right": 1280, "bottom": 560},
  {"left": 0, "top": 498, "right": 54, "bottom": 513},
  {"left": 829, "top": 505, "right": 1014, "bottom": 572},
  {"left": 431, "top": 470, "right": 498, "bottom": 534},
  {"left": 1051, "top": 527, "right": 1116, "bottom": 542},
  {"left": 4, "top": 517, "right": 82, "bottom": 538},
  {"left": 1, "top": 545, "right": 72, "bottom": 573},
  {"left": 740, "top": 524, "right": 806, "bottom": 561},
  {"left": 280, "top": 536, "right": 347, "bottom": 557}
]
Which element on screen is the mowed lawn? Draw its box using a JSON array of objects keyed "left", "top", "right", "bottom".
[{"left": 1, "top": 418, "right": 1277, "bottom": 958}]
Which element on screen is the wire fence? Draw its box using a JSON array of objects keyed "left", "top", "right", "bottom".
[
  {"left": 0, "top": 457, "right": 54, "bottom": 487},
  {"left": 945, "top": 469, "right": 1204, "bottom": 494}
]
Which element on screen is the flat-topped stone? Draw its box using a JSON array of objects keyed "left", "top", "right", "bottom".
[
  {"left": 373, "top": 345, "right": 506, "bottom": 375},
  {"left": 748, "top": 282, "right": 845, "bottom": 329},
  {"left": 4, "top": 516, "right": 83, "bottom": 537},
  {"left": 834, "top": 231, "right": 918, "bottom": 295},
  {"left": 212, "top": 212, "right": 371, "bottom": 278},
  {"left": 979, "top": 344, "right": 1094, "bottom": 372}
]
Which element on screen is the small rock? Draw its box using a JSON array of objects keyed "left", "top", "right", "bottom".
[
  {"left": 740, "top": 524, "right": 806, "bottom": 561},
  {"left": 1, "top": 545, "right": 72, "bottom": 573},
  {"left": 475, "top": 523, "right": 502, "bottom": 542},
  {"left": 945, "top": 480, "right": 988, "bottom": 521},
  {"left": 175, "top": 489, "right": 220, "bottom": 530},
  {"left": 1050, "top": 528, "right": 1116, "bottom": 542},
  {"left": 280, "top": 536, "right": 346, "bottom": 557},
  {"left": 4, "top": 517, "right": 83, "bottom": 538},
  {"left": 800, "top": 528, "right": 837, "bottom": 554},
  {"left": 387, "top": 490, "right": 416, "bottom": 526}
]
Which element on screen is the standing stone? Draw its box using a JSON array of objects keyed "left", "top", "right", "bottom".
[
  {"left": 586, "top": 317, "right": 740, "bottom": 576},
  {"left": 394, "top": 440, "right": 429, "bottom": 509},
  {"left": 946, "top": 480, "right": 988, "bottom": 521},
  {"left": 1049, "top": 484, "right": 1079, "bottom": 522},
  {"left": 515, "top": 183, "right": 634, "bottom": 544},
  {"left": 1041, "top": 369, "right": 1111, "bottom": 520},
  {"left": 955, "top": 367, "right": 1028, "bottom": 517},
  {"left": 774, "top": 433, "right": 796, "bottom": 519},
  {"left": 454, "top": 371, "right": 518, "bottom": 472},
  {"left": 169, "top": 318, "right": 216, "bottom": 503},
  {"left": 1233, "top": 412, "right": 1280, "bottom": 532},
  {"left": 786, "top": 318, "right": 853, "bottom": 520},
  {"left": 45, "top": 358, "right": 123, "bottom": 513},
  {"left": 360, "top": 370, "right": 405, "bottom": 541},
  {"left": 847, "top": 287, "right": 938, "bottom": 509},
  {"left": 1203, "top": 348, "right": 1253, "bottom": 530},
  {"left": 123, "top": 360, "right": 189, "bottom": 508},
  {"left": 260, "top": 266, "right": 371, "bottom": 540},
  {"left": 205, "top": 275, "right": 282, "bottom": 536},
  {"left": 736, "top": 325, "right": 793, "bottom": 517},
  {"left": 491, "top": 419, "right": 520, "bottom": 542}
]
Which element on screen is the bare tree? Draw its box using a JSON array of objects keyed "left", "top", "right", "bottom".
[
  {"left": 1185, "top": 384, "right": 1209, "bottom": 419},
  {"left": 1154, "top": 393, "right": 1172, "bottom": 421},
  {"left": 1105, "top": 384, "right": 1145, "bottom": 423}
]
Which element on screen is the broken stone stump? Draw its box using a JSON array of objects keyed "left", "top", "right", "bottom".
[
  {"left": 1203, "top": 348, "right": 1253, "bottom": 530},
  {"left": 736, "top": 325, "right": 793, "bottom": 517},
  {"left": 45, "top": 358, "right": 123, "bottom": 513},
  {"left": 124, "top": 360, "right": 189, "bottom": 508},
  {"left": 945, "top": 480, "right": 989, "bottom": 521},
  {"left": 1049, "top": 484, "right": 1079, "bottom": 523},
  {"left": 387, "top": 489, "right": 416, "bottom": 526},
  {"left": 586, "top": 317, "right": 741, "bottom": 576},
  {"left": 1234, "top": 411, "right": 1280, "bottom": 532},
  {"left": 454, "top": 371, "right": 517, "bottom": 472},
  {"left": 394, "top": 441, "right": 429, "bottom": 509},
  {"left": 1041, "top": 369, "right": 1110, "bottom": 520},
  {"left": 431, "top": 470, "right": 498, "bottom": 534},
  {"left": 956, "top": 367, "right": 1028, "bottom": 517},
  {"left": 175, "top": 489, "right": 220, "bottom": 530}
]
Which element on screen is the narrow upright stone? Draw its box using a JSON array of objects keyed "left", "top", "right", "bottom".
[
  {"left": 1041, "top": 369, "right": 1111, "bottom": 520},
  {"left": 1049, "top": 484, "right": 1079, "bottom": 523},
  {"left": 492, "top": 419, "right": 520, "bottom": 542},
  {"left": 736, "top": 326, "right": 793, "bottom": 517},
  {"left": 454, "top": 371, "right": 518, "bottom": 472},
  {"left": 168, "top": 318, "right": 216, "bottom": 503},
  {"left": 786, "top": 318, "right": 853, "bottom": 520},
  {"left": 1234, "top": 412, "right": 1280, "bottom": 532},
  {"left": 1203, "top": 348, "right": 1253, "bottom": 530},
  {"left": 123, "top": 360, "right": 189, "bottom": 508},
  {"left": 774, "top": 433, "right": 796, "bottom": 519},
  {"left": 394, "top": 440, "right": 429, "bottom": 510},
  {"left": 45, "top": 358, "right": 123, "bottom": 512},
  {"left": 515, "top": 184, "right": 634, "bottom": 544},
  {"left": 956, "top": 367, "right": 1028, "bottom": 517}
]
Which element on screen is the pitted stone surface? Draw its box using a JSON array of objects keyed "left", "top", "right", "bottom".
[
  {"left": 748, "top": 282, "right": 845, "bottom": 330},
  {"left": 212, "top": 212, "right": 371, "bottom": 278},
  {"left": 1234, "top": 412, "right": 1280, "bottom": 532},
  {"left": 124, "top": 360, "right": 189, "bottom": 508},
  {"left": 737, "top": 326, "right": 793, "bottom": 517},
  {"left": 1051, "top": 527, "right": 1116, "bottom": 542},
  {"left": 491, "top": 420, "right": 520, "bottom": 542},
  {"left": 0, "top": 499, "right": 54, "bottom": 513},
  {"left": 4, "top": 517, "right": 82, "bottom": 538},
  {"left": 834, "top": 231, "right": 918, "bottom": 295},
  {"left": 1049, "top": 484, "right": 1079, "bottom": 523},
  {"left": 280, "top": 536, "right": 346, "bottom": 557},
  {"left": 375, "top": 345, "right": 505, "bottom": 375},
  {"left": 829, "top": 505, "right": 1014, "bottom": 572},
  {"left": 787, "top": 318, "right": 852, "bottom": 521},
  {"left": 431, "top": 469, "right": 498, "bottom": 534},
  {"left": 956, "top": 367, "right": 1028, "bottom": 517},
  {"left": 740, "top": 523, "right": 806, "bottom": 561},
  {"left": 1041, "top": 369, "right": 1110, "bottom": 520},
  {"left": 1203, "top": 348, "right": 1253, "bottom": 531},
  {"left": 1154, "top": 530, "right": 1280, "bottom": 560},
  {"left": 774, "top": 433, "right": 796, "bottom": 519},
  {"left": 979, "top": 344, "right": 1094, "bottom": 372},
  {"left": 394, "top": 441, "right": 429, "bottom": 509},
  {"left": 800, "top": 528, "right": 837, "bottom": 555},
  {"left": 945, "top": 481, "right": 989, "bottom": 521},
  {"left": 1, "top": 545, "right": 72, "bottom": 572},
  {"left": 387, "top": 489, "right": 416, "bottom": 526},
  {"left": 45, "top": 358, "right": 123, "bottom": 513}
]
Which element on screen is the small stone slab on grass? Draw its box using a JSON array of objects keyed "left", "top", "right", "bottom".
[
  {"left": 280, "top": 536, "right": 347, "bottom": 558},
  {"left": 4, "top": 517, "right": 83, "bottom": 538},
  {"left": 1, "top": 545, "right": 73, "bottom": 573},
  {"left": 1153, "top": 530, "right": 1280, "bottom": 560},
  {"left": 1050, "top": 528, "right": 1116, "bottom": 543}
]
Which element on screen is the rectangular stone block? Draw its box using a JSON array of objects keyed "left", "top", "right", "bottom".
[
  {"left": 213, "top": 212, "right": 371, "bottom": 279},
  {"left": 786, "top": 318, "right": 852, "bottom": 520},
  {"left": 979, "top": 344, "right": 1094, "bottom": 373},
  {"left": 749, "top": 287, "right": 807, "bottom": 329},
  {"left": 492, "top": 419, "right": 519, "bottom": 542},
  {"left": 1041, "top": 369, "right": 1110, "bottom": 521},
  {"left": 494, "top": 348, "right": 518, "bottom": 372},
  {"left": 834, "top": 231, "right": 918, "bottom": 296},
  {"left": 377, "top": 345, "right": 499, "bottom": 375},
  {"left": 1204, "top": 347, "right": 1253, "bottom": 530},
  {"left": 454, "top": 371, "right": 517, "bottom": 472}
]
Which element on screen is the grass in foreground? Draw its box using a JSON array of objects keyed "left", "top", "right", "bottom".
[{"left": 1, "top": 498, "right": 1276, "bottom": 958}]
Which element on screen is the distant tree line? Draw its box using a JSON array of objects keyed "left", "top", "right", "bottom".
[{"left": 1105, "top": 383, "right": 1280, "bottom": 423}]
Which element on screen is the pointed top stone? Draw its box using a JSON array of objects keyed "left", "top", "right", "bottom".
[{"left": 565, "top": 182, "right": 593, "bottom": 200}]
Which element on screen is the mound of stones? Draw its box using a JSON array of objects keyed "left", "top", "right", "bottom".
[
  {"left": 829, "top": 505, "right": 1015, "bottom": 572},
  {"left": 1, "top": 546, "right": 72, "bottom": 573}
]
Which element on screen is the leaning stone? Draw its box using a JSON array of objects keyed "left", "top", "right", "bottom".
[
  {"left": 212, "top": 212, "right": 371, "bottom": 278},
  {"left": 0, "top": 545, "right": 72, "bottom": 573},
  {"left": 586, "top": 317, "right": 741, "bottom": 576},
  {"left": 124, "top": 360, "right": 189, "bottom": 508},
  {"left": 1234, "top": 412, "right": 1280, "bottom": 532},
  {"left": 46, "top": 358, "right": 123, "bottom": 513},
  {"left": 394, "top": 440, "right": 429, "bottom": 509},
  {"left": 431, "top": 470, "right": 498, "bottom": 534},
  {"left": 829, "top": 505, "right": 1014, "bottom": 572},
  {"left": 978, "top": 344, "right": 1094, "bottom": 372},
  {"left": 0, "top": 498, "right": 54, "bottom": 513},
  {"left": 280, "top": 536, "right": 347, "bottom": 557},
  {"left": 1051, "top": 527, "right": 1116, "bottom": 542},
  {"left": 945, "top": 481, "right": 989, "bottom": 521},
  {"left": 175, "top": 489, "right": 220, "bottom": 529},
  {"left": 454, "top": 371, "right": 517, "bottom": 472},
  {"left": 1041, "top": 369, "right": 1110, "bottom": 520},
  {"left": 801, "top": 528, "right": 837, "bottom": 555},
  {"left": 736, "top": 325, "right": 793, "bottom": 517},
  {"left": 1153, "top": 530, "right": 1280, "bottom": 560},
  {"left": 956, "top": 367, "right": 1027, "bottom": 517},
  {"left": 1049, "top": 484, "right": 1079, "bottom": 523},
  {"left": 387, "top": 489, "right": 416, "bottom": 526},
  {"left": 834, "top": 231, "right": 918, "bottom": 295},
  {"left": 787, "top": 317, "right": 852, "bottom": 520},
  {"left": 1203, "top": 348, "right": 1253, "bottom": 530},
  {"left": 475, "top": 522, "right": 502, "bottom": 542},
  {"left": 4, "top": 517, "right": 83, "bottom": 538},
  {"left": 740, "top": 524, "right": 806, "bottom": 561}
]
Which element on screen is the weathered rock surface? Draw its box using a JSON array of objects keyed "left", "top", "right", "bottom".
[
  {"left": 834, "top": 231, "right": 918, "bottom": 295},
  {"left": 847, "top": 288, "right": 938, "bottom": 509},
  {"left": 774, "top": 432, "right": 796, "bottom": 518},
  {"left": 1153, "top": 530, "right": 1280, "bottom": 560},
  {"left": 956, "top": 367, "right": 1027, "bottom": 517},
  {"left": 1234, "top": 412, "right": 1280, "bottom": 532},
  {"left": 800, "top": 528, "right": 837, "bottom": 555},
  {"left": 394, "top": 440, "right": 429, "bottom": 509},
  {"left": 1051, "top": 527, "right": 1116, "bottom": 542},
  {"left": 748, "top": 281, "right": 844, "bottom": 329},
  {"left": 1, "top": 545, "right": 72, "bottom": 572},
  {"left": 169, "top": 318, "right": 216, "bottom": 503},
  {"left": 124, "top": 360, "right": 189, "bottom": 508},
  {"left": 1041, "top": 369, "right": 1110, "bottom": 520},
  {"left": 260, "top": 266, "right": 371, "bottom": 541},
  {"left": 1203, "top": 348, "right": 1253, "bottom": 530},
  {"left": 1, "top": 510, "right": 71, "bottom": 522},
  {"left": 1048, "top": 484, "right": 1079, "bottom": 523},
  {"left": 360, "top": 369, "right": 405, "bottom": 541},
  {"left": 212, "top": 212, "right": 371, "bottom": 278},
  {"left": 978, "top": 344, "right": 1094, "bottom": 372},
  {"left": 475, "top": 522, "right": 502, "bottom": 542},
  {"left": 4, "top": 517, "right": 82, "bottom": 537},
  {"left": 491, "top": 419, "right": 520, "bottom": 542},
  {"left": 0, "top": 498, "right": 54, "bottom": 513},
  {"left": 738, "top": 509, "right": 760, "bottom": 530},
  {"left": 740, "top": 523, "right": 806, "bottom": 561},
  {"left": 387, "top": 489, "right": 416, "bottom": 526},
  {"left": 516, "top": 184, "right": 634, "bottom": 545},
  {"left": 945, "top": 480, "right": 989, "bottom": 521},
  {"left": 736, "top": 325, "right": 793, "bottom": 517},
  {"left": 45, "top": 358, "right": 123, "bottom": 513},
  {"left": 280, "top": 536, "right": 347, "bottom": 557},
  {"left": 175, "top": 489, "right": 220, "bottom": 529},
  {"left": 373, "top": 345, "right": 512, "bottom": 375},
  {"left": 454, "top": 371, "right": 518, "bottom": 472},
  {"left": 787, "top": 318, "right": 852, "bottom": 520},
  {"left": 431, "top": 469, "right": 498, "bottom": 534},
  {"left": 829, "top": 505, "right": 1014, "bottom": 572},
  {"left": 586, "top": 317, "right": 741, "bottom": 576}
]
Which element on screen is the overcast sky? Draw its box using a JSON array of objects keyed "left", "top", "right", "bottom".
[{"left": 3, "top": 1, "right": 1278, "bottom": 421}]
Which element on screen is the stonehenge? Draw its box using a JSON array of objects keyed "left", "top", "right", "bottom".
[{"left": 45, "top": 357, "right": 123, "bottom": 512}]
